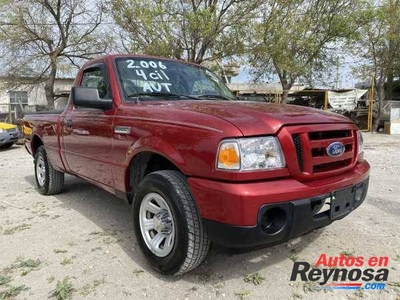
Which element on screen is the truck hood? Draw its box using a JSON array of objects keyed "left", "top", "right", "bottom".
[{"left": 159, "top": 101, "right": 352, "bottom": 135}]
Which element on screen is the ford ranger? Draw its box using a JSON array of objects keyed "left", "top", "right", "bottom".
[{"left": 24, "top": 54, "right": 370, "bottom": 275}]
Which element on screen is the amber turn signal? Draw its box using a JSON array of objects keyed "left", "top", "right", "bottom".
[{"left": 217, "top": 142, "right": 240, "bottom": 170}]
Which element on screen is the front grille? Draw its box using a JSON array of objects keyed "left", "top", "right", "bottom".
[
  {"left": 313, "top": 159, "right": 351, "bottom": 173},
  {"left": 292, "top": 134, "right": 304, "bottom": 171},
  {"left": 6, "top": 128, "right": 16, "bottom": 133},
  {"left": 309, "top": 130, "right": 350, "bottom": 140},
  {"left": 290, "top": 128, "right": 356, "bottom": 177},
  {"left": 308, "top": 130, "right": 354, "bottom": 173}
]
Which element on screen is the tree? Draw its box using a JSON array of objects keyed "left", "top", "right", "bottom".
[
  {"left": 352, "top": 0, "right": 400, "bottom": 131},
  {"left": 0, "top": 0, "right": 109, "bottom": 109},
  {"left": 110, "top": 0, "right": 261, "bottom": 64},
  {"left": 250, "top": 0, "right": 366, "bottom": 102}
]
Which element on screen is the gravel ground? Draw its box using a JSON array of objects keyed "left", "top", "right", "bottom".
[{"left": 0, "top": 133, "right": 399, "bottom": 300}]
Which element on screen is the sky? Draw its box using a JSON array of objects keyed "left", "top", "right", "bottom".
[{"left": 230, "top": 54, "right": 365, "bottom": 89}]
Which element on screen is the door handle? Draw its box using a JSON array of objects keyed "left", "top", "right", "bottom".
[{"left": 65, "top": 119, "right": 72, "bottom": 127}]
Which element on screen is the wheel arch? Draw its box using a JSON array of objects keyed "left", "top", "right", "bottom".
[
  {"left": 126, "top": 151, "right": 183, "bottom": 204},
  {"left": 31, "top": 134, "right": 44, "bottom": 157}
]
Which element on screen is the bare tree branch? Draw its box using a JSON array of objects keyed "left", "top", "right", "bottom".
[{"left": 0, "top": 0, "right": 109, "bottom": 109}]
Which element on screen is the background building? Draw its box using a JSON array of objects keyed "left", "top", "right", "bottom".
[{"left": 0, "top": 77, "right": 74, "bottom": 122}]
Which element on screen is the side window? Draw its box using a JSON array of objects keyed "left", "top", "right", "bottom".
[
  {"left": 81, "top": 67, "right": 109, "bottom": 99},
  {"left": 191, "top": 80, "right": 219, "bottom": 95}
]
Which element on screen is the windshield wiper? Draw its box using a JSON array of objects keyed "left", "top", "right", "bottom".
[
  {"left": 198, "top": 94, "right": 235, "bottom": 101},
  {"left": 127, "top": 92, "right": 200, "bottom": 100}
]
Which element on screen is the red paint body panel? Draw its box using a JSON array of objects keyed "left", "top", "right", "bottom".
[
  {"left": 23, "top": 54, "right": 370, "bottom": 229},
  {"left": 148, "top": 100, "right": 353, "bottom": 136},
  {"left": 188, "top": 160, "right": 370, "bottom": 226},
  {"left": 62, "top": 110, "right": 114, "bottom": 187},
  {"left": 111, "top": 102, "right": 244, "bottom": 193},
  {"left": 25, "top": 113, "right": 65, "bottom": 172}
]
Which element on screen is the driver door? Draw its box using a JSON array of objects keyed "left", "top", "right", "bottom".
[{"left": 62, "top": 63, "right": 115, "bottom": 189}]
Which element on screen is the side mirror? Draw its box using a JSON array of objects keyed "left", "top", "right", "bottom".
[{"left": 71, "top": 87, "right": 112, "bottom": 110}]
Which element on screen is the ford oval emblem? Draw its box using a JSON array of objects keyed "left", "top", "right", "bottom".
[{"left": 326, "top": 142, "right": 345, "bottom": 157}]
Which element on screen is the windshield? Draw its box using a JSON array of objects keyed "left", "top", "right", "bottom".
[{"left": 115, "top": 57, "right": 236, "bottom": 101}]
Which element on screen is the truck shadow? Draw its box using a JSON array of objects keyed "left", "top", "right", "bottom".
[{"left": 25, "top": 174, "right": 323, "bottom": 283}]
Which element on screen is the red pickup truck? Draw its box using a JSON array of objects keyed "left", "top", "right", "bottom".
[{"left": 24, "top": 54, "right": 370, "bottom": 275}]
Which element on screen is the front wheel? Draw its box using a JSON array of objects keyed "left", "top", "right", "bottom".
[
  {"left": 34, "top": 146, "right": 64, "bottom": 195},
  {"left": 133, "top": 170, "right": 210, "bottom": 275}
]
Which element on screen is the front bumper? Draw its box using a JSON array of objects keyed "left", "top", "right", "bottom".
[
  {"left": 202, "top": 178, "right": 368, "bottom": 248},
  {"left": 188, "top": 160, "right": 370, "bottom": 248}
]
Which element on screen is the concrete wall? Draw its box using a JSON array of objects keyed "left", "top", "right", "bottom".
[
  {"left": 0, "top": 78, "right": 74, "bottom": 114},
  {"left": 55, "top": 96, "right": 70, "bottom": 110}
]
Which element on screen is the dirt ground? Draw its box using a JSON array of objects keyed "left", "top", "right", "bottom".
[{"left": 0, "top": 133, "right": 399, "bottom": 300}]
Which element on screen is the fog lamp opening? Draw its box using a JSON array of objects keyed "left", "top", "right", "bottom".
[
  {"left": 355, "top": 183, "right": 365, "bottom": 202},
  {"left": 261, "top": 207, "right": 287, "bottom": 235}
]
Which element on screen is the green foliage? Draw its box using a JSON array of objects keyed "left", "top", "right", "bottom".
[
  {"left": 53, "top": 249, "right": 68, "bottom": 254},
  {"left": 50, "top": 277, "right": 74, "bottom": 300},
  {"left": 235, "top": 289, "right": 251, "bottom": 299},
  {"left": 351, "top": 0, "right": 400, "bottom": 130},
  {"left": 351, "top": 1, "right": 400, "bottom": 82},
  {"left": 303, "top": 281, "right": 321, "bottom": 293},
  {"left": 15, "top": 258, "right": 41, "bottom": 269},
  {"left": 387, "top": 282, "right": 400, "bottom": 287},
  {"left": 132, "top": 268, "right": 144, "bottom": 277},
  {"left": 3, "top": 224, "right": 31, "bottom": 235},
  {"left": 289, "top": 254, "right": 299, "bottom": 262},
  {"left": 60, "top": 258, "right": 73, "bottom": 266},
  {"left": 0, "top": 0, "right": 108, "bottom": 109},
  {"left": 111, "top": 0, "right": 260, "bottom": 64},
  {"left": 0, "top": 276, "right": 11, "bottom": 286},
  {"left": 250, "top": 0, "right": 368, "bottom": 97},
  {"left": 1, "top": 257, "right": 42, "bottom": 277},
  {"left": 340, "top": 250, "right": 355, "bottom": 257},
  {"left": 79, "top": 278, "right": 105, "bottom": 297},
  {"left": 0, "top": 285, "right": 28, "bottom": 299},
  {"left": 244, "top": 272, "right": 264, "bottom": 285},
  {"left": 47, "top": 276, "right": 55, "bottom": 284}
]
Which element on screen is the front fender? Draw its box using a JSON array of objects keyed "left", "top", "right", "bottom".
[
  {"left": 125, "top": 136, "right": 186, "bottom": 172},
  {"left": 112, "top": 136, "right": 187, "bottom": 195}
]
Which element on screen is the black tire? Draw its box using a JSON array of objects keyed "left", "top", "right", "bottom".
[
  {"left": 34, "top": 146, "right": 64, "bottom": 195},
  {"left": 0, "top": 142, "right": 13, "bottom": 149},
  {"left": 132, "top": 170, "right": 210, "bottom": 275}
]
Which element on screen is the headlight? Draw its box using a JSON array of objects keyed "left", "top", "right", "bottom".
[
  {"left": 357, "top": 131, "right": 364, "bottom": 154},
  {"left": 217, "top": 141, "right": 240, "bottom": 170},
  {"left": 0, "top": 128, "right": 4, "bottom": 133},
  {"left": 217, "top": 137, "right": 285, "bottom": 171}
]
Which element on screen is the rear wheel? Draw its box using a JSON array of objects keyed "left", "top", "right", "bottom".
[
  {"left": 34, "top": 146, "right": 64, "bottom": 195},
  {"left": 133, "top": 170, "right": 209, "bottom": 275}
]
